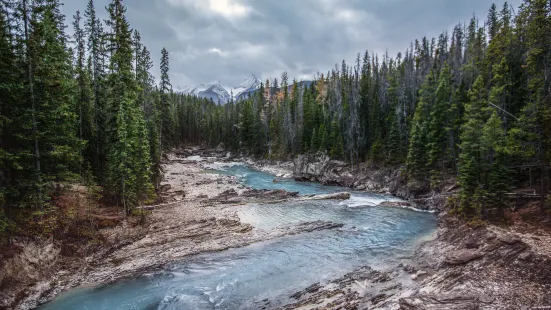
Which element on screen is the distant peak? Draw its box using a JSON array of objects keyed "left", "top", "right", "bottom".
[
  {"left": 235, "top": 74, "right": 261, "bottom": 89},
  {"left": 185, "top": 75, "right": 263, "bottom": 104}
]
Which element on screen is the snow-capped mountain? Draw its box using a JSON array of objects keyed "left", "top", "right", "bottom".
[
  {"left": 232, "top": 75, "right": 262, "bottom": 102},
  {"left": 190, "top": 81, "right": 231, "bottom": 104},
  {"left": 181, "top": 75, "right": 262, "bottom": 104}
]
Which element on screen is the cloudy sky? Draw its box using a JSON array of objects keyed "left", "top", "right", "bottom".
[{"left": 61, "top": 0, "right": 521, "bottom": 89}]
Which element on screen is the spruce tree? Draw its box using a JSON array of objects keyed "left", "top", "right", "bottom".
[
  {"left": 0, "top": 3, "right": 20, "bottom": 238},
  {"left": 427, "top": 65, "right": 452, "bottom": 184},
  {"left": 482, "top": 111, "right": 510, "bottom": 209},
  {"left": 159, "top": 47, "right": 172, "bottom": 154},
  {"left": 458, "top": 76, "right": 489, "bottom": 215},
  {"left": 73, "top": 10, "right": 94, "bottom": 171},
  {"left": 84, "top": 0, "right": 106, "bottom": 177},
  {"left": 105, "top": 0, "right": 153, "bottom": 214}
]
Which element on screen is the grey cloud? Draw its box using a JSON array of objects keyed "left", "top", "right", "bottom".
[{"left": 62, "top": 0, "right": 522, "bottom": 89}]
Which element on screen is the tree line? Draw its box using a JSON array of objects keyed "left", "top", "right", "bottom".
[{"left": 172, "top": 1, "right": 551, "bottom": 216}]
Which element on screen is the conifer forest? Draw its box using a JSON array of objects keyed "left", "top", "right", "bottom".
[{"left": 0, "top": 0, "right": 550, "bottom": 239}]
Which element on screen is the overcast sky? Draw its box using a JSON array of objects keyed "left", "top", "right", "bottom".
[{"left": 61, "top": 0, "right": 522, "bottom": 89}]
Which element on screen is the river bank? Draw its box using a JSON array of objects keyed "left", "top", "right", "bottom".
[
  {"left": 277, "top": 210, "right": 551, "bottom": 309},
  {"left": 2, "top": 147, "right": 550, "bottom": 309}
]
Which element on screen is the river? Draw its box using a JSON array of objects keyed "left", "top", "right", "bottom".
[{"left": 42, "top": 163, "right": 437, "bottom": 310}]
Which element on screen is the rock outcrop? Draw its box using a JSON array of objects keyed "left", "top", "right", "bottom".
[
  {"left": 293, "top": 153, "right": 447, "bottom": 211},
  {"left": 406, "top": 213, "right": 551, "bottom": 310}
]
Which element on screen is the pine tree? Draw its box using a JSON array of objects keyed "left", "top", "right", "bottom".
[
  {"left": 482, "top": 111, "right": 510, "bottom": 209},
  {"left": 105, "top": 0, "right": 153, "bottom": 214},
  {"left": 358, "top": 51, "right": 371, "bottom": 159},
  {"left": 318, "top": 123, "right": 328, "bottom": 153},
  {"left": 487, "top": 3, "right": 499, "bottom": 41},
  {"left": 73, "top": 10, "right": 94, "bottom": 171},
  {"left": 159, "top": 47, "right": 172, "bottom": 154},
  {"left": 407, "top": 68, "right": 437, "bottom": 183},
  {"left": 241, "top": 100, "right": 254, "bottom": 150},
  {"left": 386, "top": 112, "right": 404, "bottom": 165},
  {"left": 427, "top": 65, "right": 452, "bottom": 184},
  {"left": 31, "top": 0, "right": 81, "bottom": 179},
  {"left": 0, "top": 3, "right": 20, "bottom": 238},
  {"left": 330, "top": 120, "right": 344, "bottom": 159},
  {"left": 458, "top": 76, "right": 489, "bottom": 215},
  {"left": 84, "top": 0, "right": 107, "bottom": 178}
]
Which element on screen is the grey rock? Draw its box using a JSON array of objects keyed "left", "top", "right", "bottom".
[
  {"left": 518, "top": 251, "right": 532, "bottom": 261},
  {"left": 445, "top": 250, "right": 484, "bottom": 265},
  {"left": 465, "top": 239, "right": 479, "bottom": 249},
  {"left": 403, "top": 264, "right": 417, "bottom": 274},
  {"left": 399, "top": 294, "right": 479, "bottom": 310},
  {"left": 497, "top": 233, "right": 521, "bottom": 245}
]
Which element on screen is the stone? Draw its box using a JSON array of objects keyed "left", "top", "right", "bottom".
[
  {"left": 497, "top": 234, "right": 521, "bottom": 245},
  {"left": 370, "top": 294, "right": 388, "bottom": 304},
  {"left": 399, "top": 294, "right": 479, "bottom": 310},
  {"left": 411, "top": 270, "right": 428, "bottom": 280},
  {"left": 403, "top": 264, "right": 417, "bottom": 274},
  {"left": 465, "top": 239, "right": 479, "bottom": 249},
  {"left": 301, "top": 192, "right": 351, "bottom": 200},
  {"left": 518, "top": 251, "right": 532, "bottom": 261},
  {"left": 444, "top": 250, "right": 484, "bottom": 265}
]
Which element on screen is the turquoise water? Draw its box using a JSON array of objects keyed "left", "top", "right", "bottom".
[{"left": 42, "top": 164, "right": 437, "bottom": 310}]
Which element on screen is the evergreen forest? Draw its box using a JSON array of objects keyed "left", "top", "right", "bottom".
[{"left": 1, "top": 0, "right": 551, "bottom": 241}]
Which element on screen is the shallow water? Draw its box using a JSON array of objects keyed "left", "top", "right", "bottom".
[{"left": 42, "top": 163, "right": 437, "bottom": 310}]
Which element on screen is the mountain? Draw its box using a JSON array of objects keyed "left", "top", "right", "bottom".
[
  {"left": 191, "top": 82, "right": 231, "bottom": 104},
  {"left": 232, "top": 75, "right": 262, "bottom": 102},
  {"left": 180, "top": 75, "right": 262, "bottom": 104},
  {"left": 179, "top": 75, "right": 316, "bottom": 104}
]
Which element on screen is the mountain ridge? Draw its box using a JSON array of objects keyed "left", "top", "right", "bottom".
[{"left": 177, "top": 75, "right": 262, "bottom": 104}]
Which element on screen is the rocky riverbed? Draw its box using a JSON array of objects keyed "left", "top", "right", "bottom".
[
  {"left": 2, "top": 147, "right": 551, "bottom": 310},
  {"left": 179, "top": 147, "right": 551, "bottom": 309},
  {"left": 1, "top": 151, "right": 348, "bottom": 309}
]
